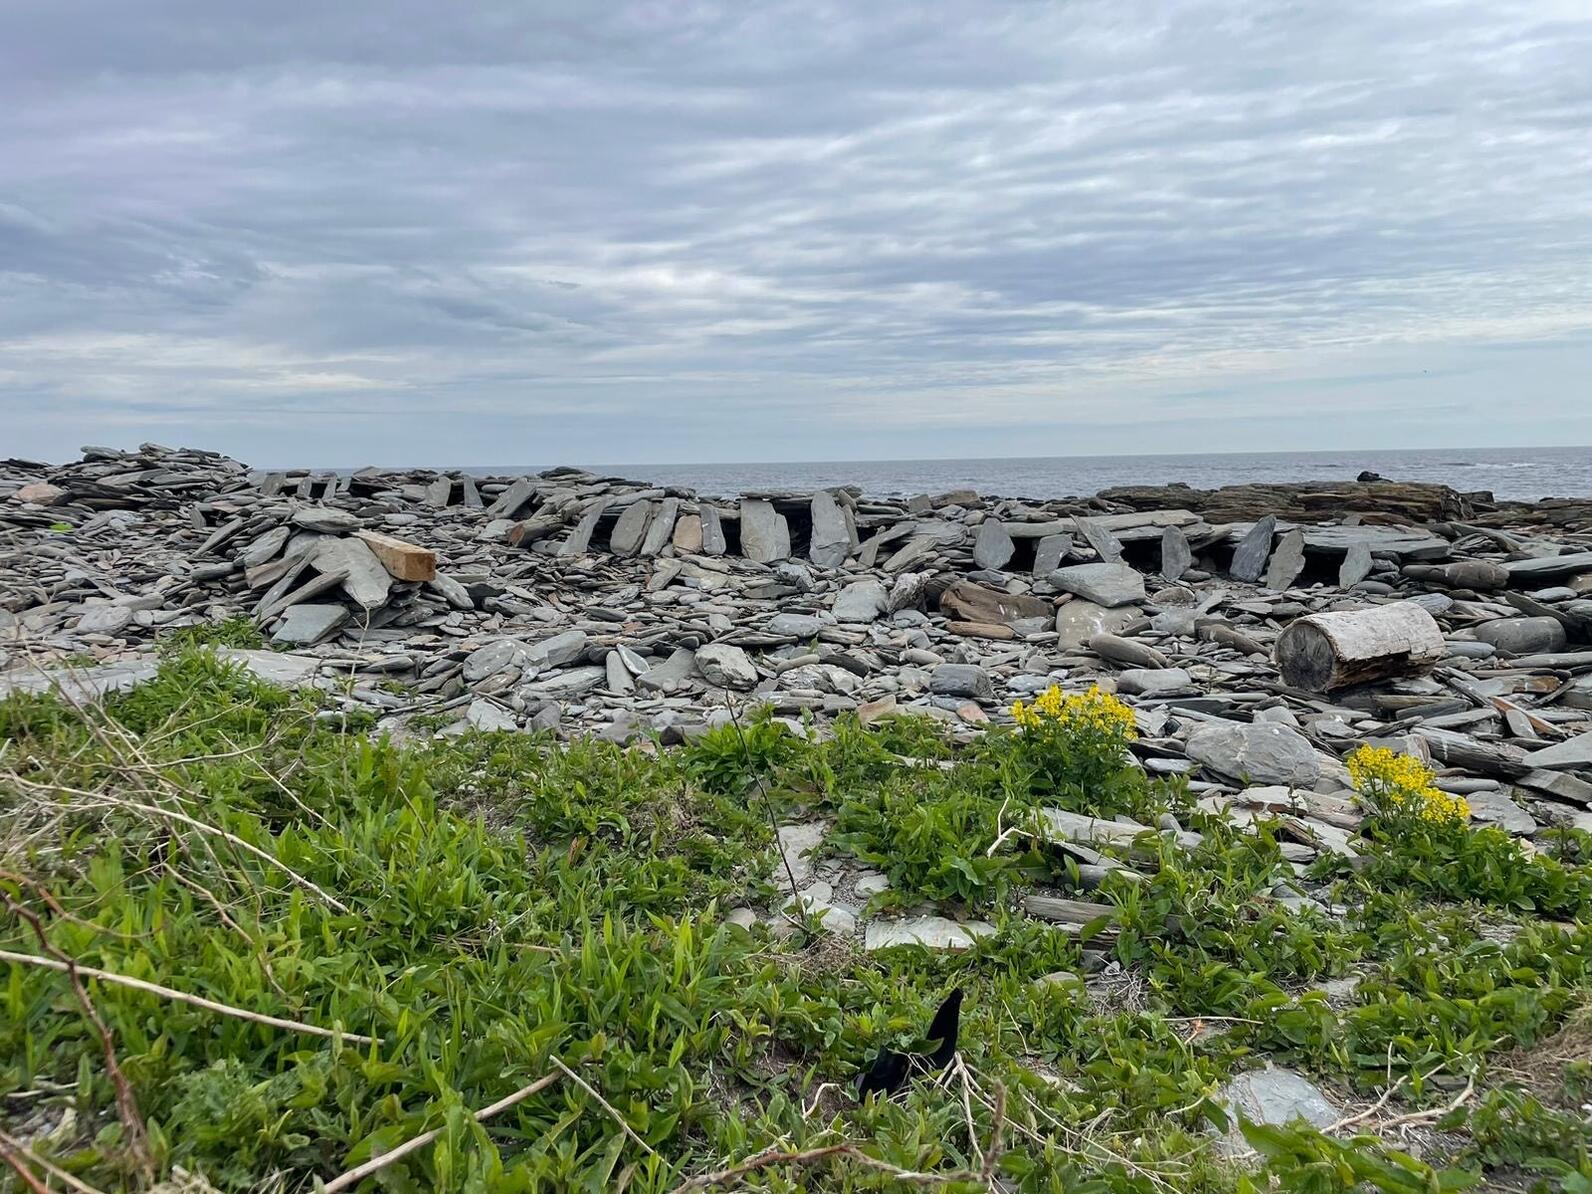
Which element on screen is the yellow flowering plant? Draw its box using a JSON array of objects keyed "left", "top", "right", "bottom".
[
  {"left": 1345, "top": 746, "right": 1470, "bottom": 827},
  {"left": 1002, "top": 684, "right": 1149, "bottom": 816}
]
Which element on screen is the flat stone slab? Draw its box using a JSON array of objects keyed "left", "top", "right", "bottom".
[
  {"left": 864, "top": 916, "right": 995, "bottom": 952},
  {"left": 217, "top": 649, "right": 321, "bottom": 687},
  {"left": 1523, "top": 731, "right": 1592, "bottom": 771},
  {"left": 272, "top": 603, "right": 349, "bottom": 646},
  {"left": 0, "top": 659, "right": 159, "bottom": 703},
  {"left": 1185, "top": 720, "right": 1321, "bottom": 786},
  {"left": 1049, "top": 563, "right": 1146, "bottom": 608}
]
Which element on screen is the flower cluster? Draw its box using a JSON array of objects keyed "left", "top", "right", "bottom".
[
  {"left": 1010, "top": 684, "right": 1138, "bottom": 739},
  {"left": 1346, "top": 745, "right": 1470, "bottom": 825}
]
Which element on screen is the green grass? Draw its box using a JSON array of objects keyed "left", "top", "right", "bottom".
[{"left": 0, "top": 651, "right": 1589, "bottom": 1192}]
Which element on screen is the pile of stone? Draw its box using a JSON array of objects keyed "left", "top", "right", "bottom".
[{"left": 4, "top": 444, "right": 1591, "bottom": 872}]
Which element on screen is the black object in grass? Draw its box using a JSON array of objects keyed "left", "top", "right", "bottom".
[{"left": 856, "top": 988, "right": 963, "bottom": 1101}]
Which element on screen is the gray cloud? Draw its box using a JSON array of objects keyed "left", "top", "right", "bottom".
[{"left": 3, "top": 0, "right": 1592, "bottom": 464}]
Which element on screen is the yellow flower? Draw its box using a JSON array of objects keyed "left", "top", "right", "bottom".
[{"left": 1346, "top": 745, "right": 1468, "bottom": 824}]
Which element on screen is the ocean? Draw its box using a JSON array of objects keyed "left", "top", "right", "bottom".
[{"left": 472, "top": 445, "right": 1592, "bottom": 503}]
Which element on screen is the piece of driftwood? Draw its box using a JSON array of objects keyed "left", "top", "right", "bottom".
[{"left": 1275, "top": 601, "right": 1445, "bottom": 691}]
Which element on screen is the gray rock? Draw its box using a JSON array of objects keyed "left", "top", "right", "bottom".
[
  {"left": 524, "top": 629, "right": 589, "bottom": 669},
  {"left": 1160, "top": 525, "right": 1193, "bottom": 581},
  {"left": 1075, "top": 517, "right": 1123, "bottom": 563},
  {"left": 1185, "top": 720, "right": 1321, "bottom": 786},
  {"left": 0, "top": 659, "right": 160, "bottom": 703},
  {"left": 1524, "top": 731, "right": 1592, "bottom": 771},
  {"left": 1049, "top": 563, "right": 1146, "bottom": 608},
  {"left": 465, "top": 698, "right": 518, "bottom": 732},
  {"left": 1230, "top": 514, "right": 1277, "bottom": 582},
  {"left": 559, "top": 498, "right": 610, "bottom": 556},
  {"left": 1117, "top": 667, "right": 1194, "bottom": 696},
  {"left": 740, "top": 499, "right": 791, "bottom": 562},
  {"left": 464, "top": 639, "right": 528, "bottom": 682},
  {"left": 604, "top": 651, "right": 635, "bottom": 694},
  {"left": 777, "top": 821, "right": 828, "bottom": 887},
  {"left": 291, "top": 506, "right": 360, "bottom": 533},
  {"left": 696, "top": 643, "right": 759, "bottom": 689},
  {"left": 1475, "top": 617, "right": 1568, "bottom": 656},
  {"left": 700, "top": 506, "right": 727, "bottom": 556},
  {"left": 1089, "top": 634, "right": 1170, "bottom": 669},
  {"left": 521, "top": 665, "right": 606, "bottom": 699},
  {"left": 808, "top": 490, "right": 852, "bottom": 568},
  {"left": 1033, "top": 533, "right": 1071, "bottom": 576},
  {"left": 1264, "top": 529, "right": 1306, "bottom": 590},
  {"left": 640, "top": 497, "right": 680, "bottom": 556},
  {"left": 272, "top": 603, "right": 348, "bottom": 646},
  {"left": 833, "top": 578, "right": 888, "bottom": 623},
  {"left": 864, "top": 916, "right": 996, "bottom": 952},
  {"left": 1054, "top": 600, "right": 1135, "bottom": 648},
  {"left": 609, "top": 500, "right": 654, "bottom": 557},
  {"left": 930, "top": 663, "right": 993, "bottom": 700},
  {"left": 314, "top": 537, "right": 391, "bottom": 610},
  {"left": 1339, "top": 541, "right": 1375, "bottom": 588},
  {"left": 1464, "top": 790, "right": 1536, "bottom": 835},
  {"left": 768, "top": 612, "right": 823, "bottom": 638},
  {"left": 637, "top": 647, "right": 701, "bottom": 693},
  {"left": 1215, "top": 1066, "right": 1338, "bottom": 1148},
  {"left": 238, "top": 526, "right": 290, "bottom": 568},
  {"left": 974, "top": 519, "right": 1016, "bottom": 571},
  {"left": 76, "top": 605, "right": 134, "bottom": 635}
]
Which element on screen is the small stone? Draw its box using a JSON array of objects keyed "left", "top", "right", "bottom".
[
  {"left": 1339, "top": 541, "right": 1374, "bottom": 588},
  {"left": 1049, "top": 563, "right": 1146, "bottom": 608},
  {"left": 464, "top": 639, "right": 528, "bottom": 682},
  {"left": 769, "top": 612, "right": 823, "bottom": 638},
  {"left": 930, "top": 663, "right": 993, "bottom": 701},
  {"left": 1117, "top": 667, "right": 1193, "bottom": 696},
  {"left": 290, "top": 506, "right": 360, "bottom": 533},
  {"left": 1230, "top": 514, "right": 1277, "bottom": 582},
  {"left": 974, "top": 519, "right": 1016, "bottom": 571},
  {"left": 1054, "top": 600, "right": 1135, "bottom": 648},
  {"left": 76, "top": 605, "right": 134, "bottom": 635},
  {"left": 1088, "top": 634, "right": 1170, "bottom": 669},
  {"left": 465, "top": 698, "right": 518, "bottom": 732},
  {"left": 857, "top": 695, "right": 898, "bottom": 725},
  {"left": 777, "top": 821, "right": 828, "bottom": 887},
  {"left": 696, "top": 643, "right": 759, "bottom": 689},
  {"left": 808, "top": 490, "right": 852, "bottom": 568},
  {"left": 833, "top": 579, "right": 888, "bottom": 623},
  {"left": 1464, "top": 790, "right": 1536, "bottom": 835},
  {"left": 524, "top": 629, "right": 589, "bottom": 669},
  {"left": 12, "top": 482, "right": 68, "bottom": 505},
  {"left": 609, "top": 500, "right": 654, "bottom": 557},
  {"left": 865, "top": 916, "right": 996, "bottom": 952},
  {"left": 272, "top": 603, "right": 348, "bottom": 646},
  {"left": 1264, "top": 529, "right": 1306, "bottom": 591}
]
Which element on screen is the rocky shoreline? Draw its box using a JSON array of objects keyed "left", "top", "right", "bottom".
[{"left": 4, "top": 442, "right": 1591, "bottom": 855}]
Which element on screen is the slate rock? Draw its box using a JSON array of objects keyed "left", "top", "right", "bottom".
[
  {"left": 1185, "top": 720, "right": 1320, "bottom": 786},
  {"left": 610, "top": 500, "right": 654, "bottom": 557},
  {"left": 640, "top": 497, "right": 680, "bottom": 556},
  {"left": 864, "top": 917, "right": 996, "bottom": 952},
  {"left": 808, "top": 490, "right": 852, "bottom": 568},
  {"left": 314, "top": 537, "right": 391, "bottom": 610},
  {"left": 1474, "top": 617, "right": 1568, "bottom": 656},
  {"left": 1524, "top": 731, "right": 1592, "bottom": 771},
  {"left": 1215, "top": 1066, "right": 1338, "bottom": 1145},
  {"left": 833, "top": 578, "right": 888, "bottom": 623},
  {"left": 272, "top": 604, "right": 349, "bottom": 646},
  {"left": 769, "top": 612, "right": 823, "bottom": 638},
  {"left": 1049, "top": 563, "right": 1146, "bottom": 608},
  {"left": 1160, "top": 525, "right": 1193, "bottom": 582},
  {"left": 696, "top": 643, "right": 759, "bottom": 690},
  {"left": 76, "top": 605, "right": 134, "bottom": 635},
  {"left": 1339, "top": 541, "right": 1374, "bottom": 588},
  {"left": 1464, "top": 790, "right": 1536, "bottom": 835},
  {"left": 974, "top": 518, "right": 1016, "bottom": 571},
  {"left": 464, "top": 639, "right": 528, "bottom": 682},
  {"left": 740, "top": 499, "right": 791, "bottom": 562},
  {"left": 524, "top": 629, "right": 589, "bottom": 669},
  {"left": 1231, "top": 514, "right": 1277, "bottom": 582},
  {"left": 291, "top": 506, "right": 360, "bottom": 533},
  {"left": 1033, "top": 533, "right": 1071, "bottom": 576},
  {"left": 1117, "top": 667, "right": 1194, "bottom": 696},
  {"left": 930, "top": 663, "right": 994, "bottom": 701},
  {"left": 1264, "top": 529, "right": 1306, "bottom": 590}
]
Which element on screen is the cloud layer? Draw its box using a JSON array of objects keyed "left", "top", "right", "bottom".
[{"left": 4, "top": 0, "right": 1592, "bottom": 464}]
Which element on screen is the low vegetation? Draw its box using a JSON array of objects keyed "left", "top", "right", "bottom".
[{"left": 1, "top": 653, "right": 1589, "bottom": 1191}]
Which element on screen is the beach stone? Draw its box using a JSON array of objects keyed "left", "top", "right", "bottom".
[
  {"left": 740, "top": 499, "right": 791, "bottom": 562},
  {"left": 1033, "top": 533, "right": 1070, "bottom": 575},
  {"left": 1049, "top": 563, "right": 1145, "bottom": 608},
  {"left": 640, "top": 497, "right": 679, "bottom": 556},
  {"left": 1403, "top": 561, "right": 1511, "bottom": 590},
  {"left": 1474, "top": 617, "right": 1567, "bottom": 656},
  {"left": 1054, "top": 600, "right": 1135, "bottom": 648},
  {"left": 605, "top": 651, "right": 634, "bottom": 693},
  {"left": 1076, "top": 517, "right": 1124, "bottom": 563},
  {"left": 313, "top": 537, "right": 391, "bottom": 610},
  {"left": 1185, "top": 721, "right": 1320, "bottom": 786},
  {"left": 930, "top": 663, "right": 994, "bottom": 700},
  {"left": 524, "top": 629, "right": 588, "bottom": 669},
  {"left": 1117, "top": 667, "right": 1194, "bottom": 696},
  {"left": 465, "top": 698, "right": 518, "bottom": 732},
  {"left": 1524, "top": 731, "right": 1592, "bottom": 771},
  {"left": 778, "top": 821, "right": 828, "bottom": 887},
  {"left": 696, "top": 643, "right": 759, "bottom": 689},
  {"left": 522, "top": 665, "right": 606, "bottom": 698},
  {"left": 833, "top": 578, "right": 888, "bottom": 623},
  {"left": 1339, "top": 541, "right": 1375, "bottom": 587},
  {"left": 865, "top": 917, "right": 996, "bottom": 952},
  {"left": 272, "top": 604, "right": 348, "bottom": 646},
  {"left": 12, "top": 482, "right": 68, "bottom": 505},
  {"left": 672, "top": 514, "right": 704, "bottom": 554},
  {"left": 1160, "top": 525, "right": 1193, "bottom": 581},
  {"left": 1264, "top": 529, "right": 1306, "bottom": 590},
  {"left": 464, "top": 639, "right": 528, "bottom": 682},
  {"left": 637, "top": 647, "right": 700, "bottom": 693},
  {"left": 1464, "top": 790, "right": 1536, "bottom": 835},
  {"left": 769, "top": 612, "right": 823, "bottom": 638},
  {"left": 290, "top": 506, "right": 359, "bottom": 533},
  {"left": 974, "top": 519, "right": 1015, "bottom": 571},
  {"left": 76, "top": 605, "right": 134, "bottom": 635},
  {"left": 1230, "top": 514, "right": 1277, "bottom": 582},
  {"left": 1215, "top": 1066, "right": 1338, "bottom": 1143},
  {"left": 809, "top": 490, "right": 852, "bottom": 568},
  {"left": 610, "top": 500, "right": 654, "bottom": 557},
  {"left": 700, "top": 506, "right": 727, "bottom": 555}
]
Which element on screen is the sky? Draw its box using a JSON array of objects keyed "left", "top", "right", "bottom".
[{"left": 4, "top": 0, "right": 1592, "bottom": 467}]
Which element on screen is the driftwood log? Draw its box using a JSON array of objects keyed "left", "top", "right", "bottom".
[{"left": 1275, "top": 601, "right": 1445, "bottom": 692}]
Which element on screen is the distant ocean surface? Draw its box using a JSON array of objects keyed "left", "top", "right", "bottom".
[{"left": 469, "top": 446, "right": 1592, "bottom": 503}]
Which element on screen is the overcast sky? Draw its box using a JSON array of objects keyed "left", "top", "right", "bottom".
[{"left": 4, "top": 1, "right": 1591, "bottom": 466}]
